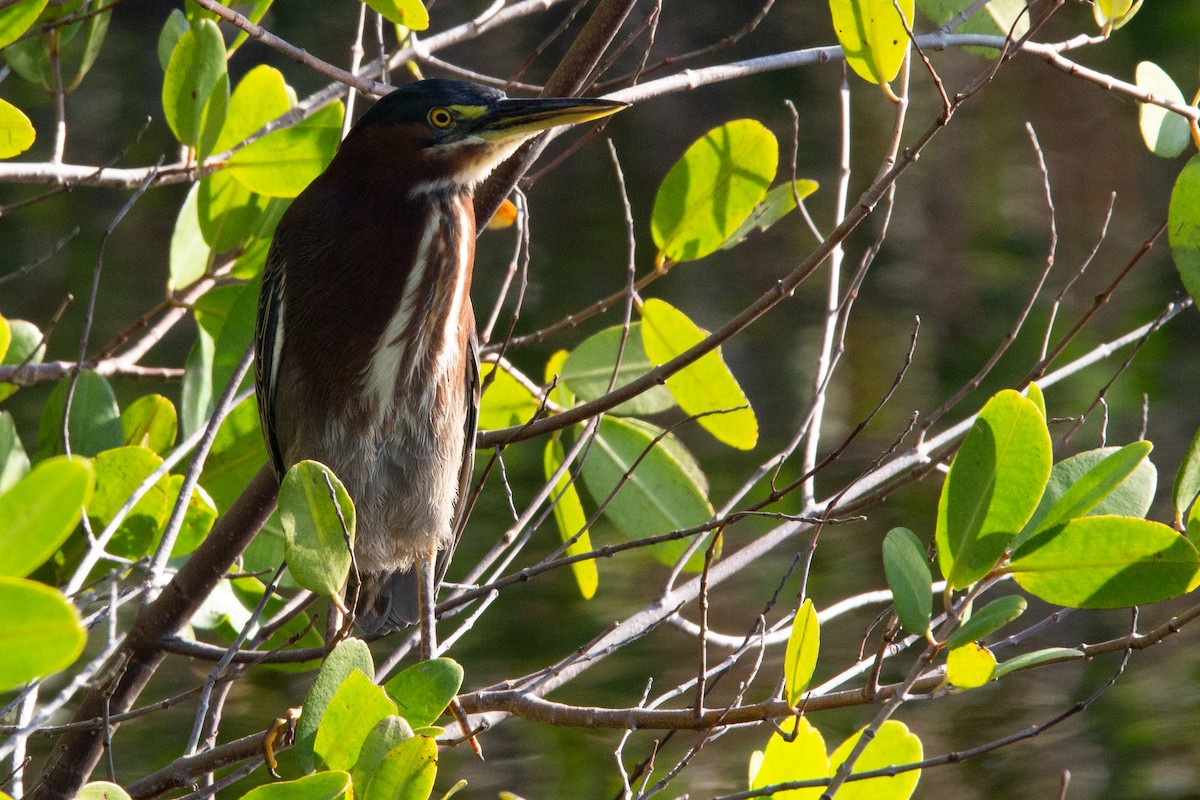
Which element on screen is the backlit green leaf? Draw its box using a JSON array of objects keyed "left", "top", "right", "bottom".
[
  {"left": 314, "top": 669, "right": 396, "bottom": 771},
  {"left": 652, "top": 119, "right": 777, "bottom": 263},
  {"left": 479, "top": 361, "right": 540, "bottom": 430},
  {"left": 828, "top": 720, "right": 922, "bottom": 800},
  {"left": 784, "top": 598, "right": 820, "bottom": 706},
  {"left": 750, "top": 715, "right": 828, "bottom": 800},
  {"left": 280, "top": 460, "right": 356, "bottom": 597},
  {"left": 350, "top": 716, "right": 415, "bottom": 790},
  {"left": 169, "top": 182, "right": 213, "bottom": 291},
  {"left": 161, "top": 475, "right": 217, "bottom": 558},
  {"left": 180, "top": 328, "right": 215, "bottom": 438},
  {"left": 1169, "top": 155, "right": 1200, "bottom": 305},
  {"left": 0, "top": 318, "right": 44, "bottom": 402},
  {"left": 156, "top": 9, "right": 188, "bottom": 71},
  {"left": 544, "top": 437, "right": 598, "bottom": 599},
  {"left": 0, "top": 0, "right": 49, "bottom": 50},
  {"left": 0, "top": 578, "right": 85, "bottom": 691},
  {"left": 946, "top": 642, "right": 995, "bottom": 689},
  {"left": 37, "top": 371, "right": 123, "bottom": 459},
  {"left": 640, "top": 298, "right": 757, "bottom": 449},
  {"left": 0, "top": 99, "right": 34, "bottom": 158},
  {"left": 1025, "top": 381, "right": 1045, "bottom": 420},
  {"left": 719, "top": 179, "right": 819, "bottom": 250},
  {"left": 238, "top": 771, "right": 351, "bottom": 800},
  {"left": 1174, "top": 427, "right": 1200, "bottom": 525},
  {"left": 916, "top": 0, "right": 1029, "bottom": 57},
  {"left": 882, "top": 527, "right": 932, "bottom": 636},
  {"left": 161, "top": 18, "right": 226, "bottom": 147},
  {"left": 1093, "top": 0, "right": 1142, "bottom": 30},
  {"left": 366, "top": 736, "right": 438, "bottom": 800},
  {"left": 1136, "top": 62, "right": 1189, "bottom": 159},
  {"left": 295, "top": 638, "right": 375, "bottom": 773},
  {"left": 991, "top": 646, "right": 1083, "bottom": 680},
  {"left": 77, "top": 782, "right": 131, "bottom": 800},
  {"left": 383, "top": 657, "right": 464, "bottom": 728},
  {"left": 579, "top": 417, "right": 715, "bottom": 571},
  {"left": 945, "top": 594, "right": 1025, "bottom": 650},
  {"left": 0, "top": 455, "right": 93, "bottom": 578},
  {"left": 1012, "top": 516, "right": 1200, "bottom": 608},
  {"left": 227, "top": 102, "right": 344, "bottom": 198},
  {"left": 214, "top": 64, "right": 292, "bottom": 153},
  {"left": 363, "top": 0, "right": 429, "bottom": 30},
  {"left": 0, "top": 412, "right": 29, "bottom": 494},
  {"left": 935, "top": 390, "right": 1050, "bottom": 588},
  {"left": 830, "top": 0, "right": 915, "bottom": 86},
  {"left": 560, "top": 323, "right": 675, "bottom": 416},
  {"left": 121, "top": 394, "right": 178, "bottom": 454},
  {"left": 198, "top": 395, "right": 267, "bottom": 513},
  {"left": 88, "top": 446, "right": 171, "bottom": 560}
]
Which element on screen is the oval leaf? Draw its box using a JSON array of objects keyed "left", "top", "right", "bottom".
[
  {"left": 227, "top": 101, "right": 344, "bottom": 198},
  {"left": 350, "top": 716, "right": 415, "bottom": 789},
  {"left": 121, "top": 394, "right": 178, "bottom": 454},
  {"left": 882, "top": 527, "right": 932, "bottom": 636},
  {"left": 77, "top": 783, "right": 131, "bottom": 800},
  {"left": 280, "top": 460, "right": 356, "bottom": 597},
  {"left": 640, "top": 298, "right": 758, "bottom": 449},
  {"left": 0, "top": 98, "right": 35, "bottom": 158},
  {"left": 0, "top": 455, "right": 94, "bottom": 578},
  {"left": 1093, "top": 0, "right": 1143, "bottom": 30},
  {"left": 750, "top": 715, "right": 828, "bottom": 799},
  {"left": 89, "top": 445, "right": 171, "bottom": 560},
  {"left": 363, "top": 0, "right": 429, "bottom": 30},
  {"left": 1011, "top": 516, "right": 1200, "bottom": 608},
  {"left": 1170, "top": 155, "right": 1200, "bottom": 307},
  {"left": 935, "top": 390, "right": 1051, "bottom": 589},
  {"left": 830, "top": 0, "right": 915, "bottom": 87},
  {"left": 946, "top": 642, "right": 996, "bottom": 689},
  {"left": 784, "top": 598, "right": 820, "bottom": 706},
  {"left": 383, "top": 657, "right": 464, "bottom": 729},
  {"left": 0, "top": 411, "right": 30, "bottom": 494},
  {"left": 828, "top": 720, "right": 922, "bottom": 800},
  {"left": 314, "top": 669, "right": 397, "bottom": 771},
  {"left": 652, "top": 119, "right": 777, "bottom": 263},
  {"left": 37, "top": 371, "right": 123, "bottom": 459},
  {"left": 1136, "top": 62, "right": 1189, "bottom": 159},
  {"left": 992, "top": 646, "right": 1084, "bottom": 680},
  {"left": 559, "top": 323, "right": 675, "bottom": 416},
  {"left": 0, "top": 577, "right": 85, "bottom": 691},
  {"left": 720, "top": 179, "right": 819, "bottom": 250},
  {"left": 0, "top": 318, "right": 44, "bottom": 402},
  {"left": 479, "top": 361, "right": 540, "bottom": 430},
  {"left": 161, "top": 18, "right": 226, "bottom": 147},
  {"left": 295, "top": 637, "right": 375, "bottom": 772},
  {"left": 945, "top": 594, "right": 1026, "bottom": 650},
  {"left": 238, "top": 771, "right": 351, "bottom": 800},
  {"left": 1174, "top": 426, "right": 1200, "bottom": 524},
  {"left": 0, "top": 0, "right": 50, "bottom": 51},
  {"left": 544, "top": 437, "right": 598, "bottom": 599},
  {"left": 366, "top": 736, "right": 438, "bottom": 800}
]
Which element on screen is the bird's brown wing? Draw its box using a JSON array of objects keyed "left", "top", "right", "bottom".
[
  {"left": 435, "top": 329, "right": 480, "bottom": 587},
  {"left": 254, "top": 239, "right": 288, "bottom": 479}
]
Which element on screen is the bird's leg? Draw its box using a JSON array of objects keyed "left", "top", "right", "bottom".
[{"left": 417, "top": 549, "right": 438, "bottom": 660}]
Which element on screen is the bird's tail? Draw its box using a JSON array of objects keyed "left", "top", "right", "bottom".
[{"left": 354, "top": 569, "right": 419, "bottom": 635}]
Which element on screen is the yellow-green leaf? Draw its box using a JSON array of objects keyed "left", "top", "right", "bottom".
[
  {"left": 161, "top": 18, "right": 227, "bottom": 148},
  {"left": 0, "top": 99, "right": 35, "bottom": 158},
  {"left": 784, "top": 598, "right": 820, "bottom": 706},
  {"left": 227, "top": 102, "right": 344, "bottom": 198},
  {"left": 828, "top": 720, "right": 922, "bottom": 800},
  {"left": 750, "top": 715, "right": 828, "bottom": 799},
  {"left": 479, "top": 361, "right": 540, "bottom": 430},
  {"left": 239, "top": 771, "right": 351, "bottom": 800},
  {"left": 120, "top": 394, "right": 178, "bottom": 454},
  {"left": 829, "top": 0, "right": 915, "bottom": 87},
  {"left": 280, "top": 460, "right": 356, "bottom": 597},
  {"left": 946, "top": 642, "right": 996, "bottom": 689},
  {"left": 0, "top": 577, "right": 85, "bottom": 691},
  {"left": 651, "top": 119, "right": 777, "bottom": 263},
  {"left": 640, "top": 298, "right": 757, "bottom": 449},
  {"left": 544, "top": 437, "right": 598, "bottom": 599},
  {"left": 0, "top": 0, "right": 49, "bottom": 50},
  {"left": 1093, "top": 0, "right": 1142, "bottom": 30},
  {"left": 1136, "top": 61, "right": 1189, "bottom": 159},
  {"left": 366, "top": 736, "right": 438, "bottom": 800},
  {"left": 0, "top": 455, "right": 94, "bottom": 578},
  {"left": 363, "top": 0, "right": 429, "bottom": 30},
  {"left": 1171, "top": 155, "right": 1200, "bottom": 306},
  {"left": 314, "top": 669, "right": 396, "bottom": 771}
]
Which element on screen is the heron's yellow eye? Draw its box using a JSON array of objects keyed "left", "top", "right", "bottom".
[{"left": 428, "top": 107, "right": 455, "bottom": 129}]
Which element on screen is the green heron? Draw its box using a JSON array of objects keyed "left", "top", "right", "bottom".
[{"left": 253, "top": 79, "right": 625, "bottom": 652}]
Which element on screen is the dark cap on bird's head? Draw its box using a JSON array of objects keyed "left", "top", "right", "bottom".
[{"left": 345, "top": 78, "right": 629, "bottom": 193}]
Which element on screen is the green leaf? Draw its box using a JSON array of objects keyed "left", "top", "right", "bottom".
[
  {"left": 935, "top": 390, "right": 1051, "bottom": 589},
  {"left": 64, "top": 2, "right": 110, "bottom": 92},
  {"left": 295, "top": 638, "right": 375, "bottom": 773},
  {"left": 237, "top": 771, "right": 351, "bottom": 800},
  {"left": 37, "top": 371, "right": 124, "bottom": 459},
  {"left": 211, "top": 278, "right": 260, "bottom": 397},
  {"left": 227, "top": 0, "right": 274, "bottom": 56},
  {"left": 198, "top": 395, "right": 267, "bottom": 513},
  {"left": 365, "top": 736, "right": 438, "bottom": 800},
  {"left": 0, "top": 411, "right": 31, "bottom": 494},
  {"left": 478, "top": 361, "right": 540, "bottom": 430},
  {"left": 1025, "top": 381, "right": 1045, "bottom": 420},
  {"left": 829, "top": 0, "right": 915, "bottom": 87},
  {"left": 640, "top": 298, "right": 758, "bottom": 449},
  {"left": 1136, "top": 62, "right": 1189, "bottom": 159},
  {"left": 0, "top": 455, "right": 93, "bottom": 578},
  {"left": 77, "top": 782, "right": 131, "bottom": 800},
  {"left": 652, "top": 119, "right": 778, "bottom": 263},
  {"left": 1174, "top": 427, "right": 1200, "bottom": 524},
  {"left": 882, "top": 527, "right": 932, "bottom": 636},
  {"left": 350, "top": 716, "right": 415, "bottom": 790},
  {"left": 559, "top": 323, "right": 675, "bottom": 416},
  {"left": 0, "top": 318, "right": 44, "bottom": 401},
  {"left": 161, "top": 475, "right": 217, "bottom": 557},
  {"left": 313, "top": 669, "right": 396, "bottom": 771},
  {"left": 88, "top": 446, "right": 171, "bottom": 560},
  {"left": 784, "top": 598, "right": 820, "bottom": 706},
  {"left": 383, "top": 657, "right": 464, "bottom": 728},
  {"left": 579, "top": 417, "right": 715, "bottom": 571},
  {"left": 1019, "top": 445, "right": 1157, "bottom": 549},
  {"left": 944, "top": 594, "right": 1026, "bottom": 650},
  {"left": 0, "top": 315, "right": 9, "bottom": 362},
  {"left": 1012, "top": 516, "right": 1200, "bottom": 608},
  {"left": 720, "top": 179, "right": 819, "bottom": 250},
  {"left": 945, "top": 642, "right": 996, "bottom": 689},
  {"left": 169, "top": 182, "right": 213, "bottom": 291},
  {"left": 363, "top": 0, "right": 429, "bottom": 30},
  {"left": 1019, "top": 441, "right": 1153, "bottom": 544},
  {"left": 227, "top": 102, "right": 344, "bottom": 198},
  {"left": 991, "top": 646, "right": 1084, "bottom": 680},
  {"left": 156, "top": 8, "right": 188, "bottom": 71},
  {"left": 161, "top": 18, "right": 227, "bottom": 148},
  {"left": 1093, "top": 0, "right": 1142, "bottom": 30},
  {"left": 180, "top": 328, "right": 214, "bottom": 438},
  {"left": 543, "top": 437, "right": 598, "bottom": 599},
  {"left": 0, "top": 577, "right": 85, "bottom": 691},
  {"left": 0, "top": 0, "right": 50, "bottom": 50},
  {"left": 214, "top": 64, "right": 292, "bottom": 153},
  {"left": 0, "top": 99, "right": 35, "bottom": 158},
  {"left": 197, "top": 172, "right": 270, "bottom": 253},
  {"left": 916, "top": 0, "right": 1029, "bottom": 57},
  {"left": 828, "top": 720, "right": 922, "bottom": 800},
  {"left": 121, "top": 394, "right": 178, "bottom": 454},
  {"left": 750, "top": 715, "right": 828, "bottom": 799},
  {"left": 280, "top": 460, "right": 356, "bottom": 597},
  {"left": 1170, "top": 155, "right": 1200, "bottom": 305}
]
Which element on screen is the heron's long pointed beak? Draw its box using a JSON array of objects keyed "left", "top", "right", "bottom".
[{"left": 474, "top": 96, "right": 629, "bottom": 142}]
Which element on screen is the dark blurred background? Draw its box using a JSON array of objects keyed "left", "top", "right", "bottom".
[{"left": 3, "top": 1, "right": 1200, "bottom": 797}]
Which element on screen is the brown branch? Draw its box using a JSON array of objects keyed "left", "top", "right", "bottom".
[{"left": 124, "top": 729, "right": 279, "bottom": 800}]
